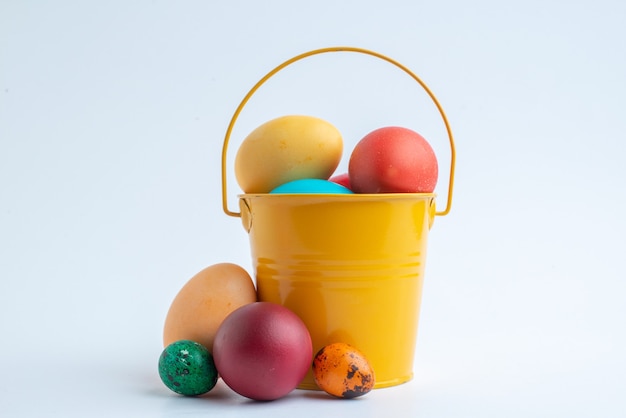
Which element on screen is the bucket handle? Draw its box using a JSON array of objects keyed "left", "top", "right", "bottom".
[{"left": 221, "top": 46, "right": 456, "bottom": 217}]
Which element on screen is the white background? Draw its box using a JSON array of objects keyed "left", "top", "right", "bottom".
[{"left": 1, "top": 0, "right": 625, "bottom": 417}]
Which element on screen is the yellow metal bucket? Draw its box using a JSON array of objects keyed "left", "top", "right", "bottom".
[{"left": 221, "top": 47, "right": 456, "bottom": 389}]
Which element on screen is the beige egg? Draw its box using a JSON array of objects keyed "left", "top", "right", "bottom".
[
  {"left": 163, "top": 263, "right": 257, "bottom": 352},
  {"left": 234, "top": 115, "right": 343, "bottom": 193}
]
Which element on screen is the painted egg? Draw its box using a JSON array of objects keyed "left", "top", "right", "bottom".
[
  {"left": 234, "top": 115, "right": 343, "bottom": 193},
  {"left": 163, "top": 263, "right": 257, "bottom": 352},
  {"left": 349, "top": 126, "right": 438, "bottom": 193},
  {"left": 312, "top": 342, "right": 375, "bottom": 398},
  {"left": 270, "top": 179, "right": 353, "bottom": 194},
  {"left": 329, "top": 172, "right": 351, "bottom": 190},
  {"left": 213, "top": 302, "right": 313, "bottom": 401},
  {"left": 158, "top": 340, "right": 218, "bottom": 396}
]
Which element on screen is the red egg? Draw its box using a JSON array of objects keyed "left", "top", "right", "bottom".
[
  {"left": 212, "top": 302, "right": 312, "bottom": 401},
  {"left": 348, "top": 126, "right": 438, "bottom": 193},
  {"left": 329, "top": 172, "right": 351, "bottom": 190}
]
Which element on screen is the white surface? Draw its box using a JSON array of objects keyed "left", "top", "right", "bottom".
[{"left": 1, "top": 0, "right": 625, "bottom": 417}]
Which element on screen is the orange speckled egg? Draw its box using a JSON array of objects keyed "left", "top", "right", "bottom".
[
  {"left": 312, "top": 342, "right": 375, "bottom": 398},
  {"left": 163, "top": 263, "right": 257, "bottom": 352}
]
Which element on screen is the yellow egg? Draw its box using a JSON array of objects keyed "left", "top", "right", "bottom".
[
  {"left": 163, "top": 263, "right": 257, "bottom": 352},
  {"left": 234, "top": 115, "right": 343, "bottom": 193}
]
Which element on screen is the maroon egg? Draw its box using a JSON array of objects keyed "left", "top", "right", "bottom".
[{"left": 212, "top": 302, "right": 313, "bottom": 401}]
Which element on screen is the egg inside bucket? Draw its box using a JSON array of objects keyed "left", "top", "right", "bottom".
[
  {"left": 234, "top": 115, "right": 343, "bottom": 194},
  {"left": 270, "top": 179, "right": 353, "bottom": 194}
]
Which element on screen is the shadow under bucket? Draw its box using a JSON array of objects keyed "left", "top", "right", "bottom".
[
  {"left": 221, "top": 46, "right": 456, "bottom": 391},
  {"left": 239, "top": 193, "right": 436, "bottom": 389}
]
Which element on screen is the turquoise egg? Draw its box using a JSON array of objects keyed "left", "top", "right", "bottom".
[
  {"left": 158, "top": 340, "right": 218, "bottom": 396},
  {"left": 270, "top": 179, "right": 353, "bottom": 194}
]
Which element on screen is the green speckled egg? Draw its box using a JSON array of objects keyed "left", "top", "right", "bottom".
[{"left": 158, "top": 340, "right": 218, "bottom": 396}]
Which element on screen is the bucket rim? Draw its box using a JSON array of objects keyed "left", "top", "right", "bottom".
[
  {"left": 239, "top": 192, "right": 436, "bottom": 201},
  {"left": 238, "top": 193, "right": 438, "bottom": 232}
]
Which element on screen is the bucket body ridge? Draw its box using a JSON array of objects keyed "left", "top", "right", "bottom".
[{"left": 240, "top": 193, "right": 435, "bottom": 389}]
